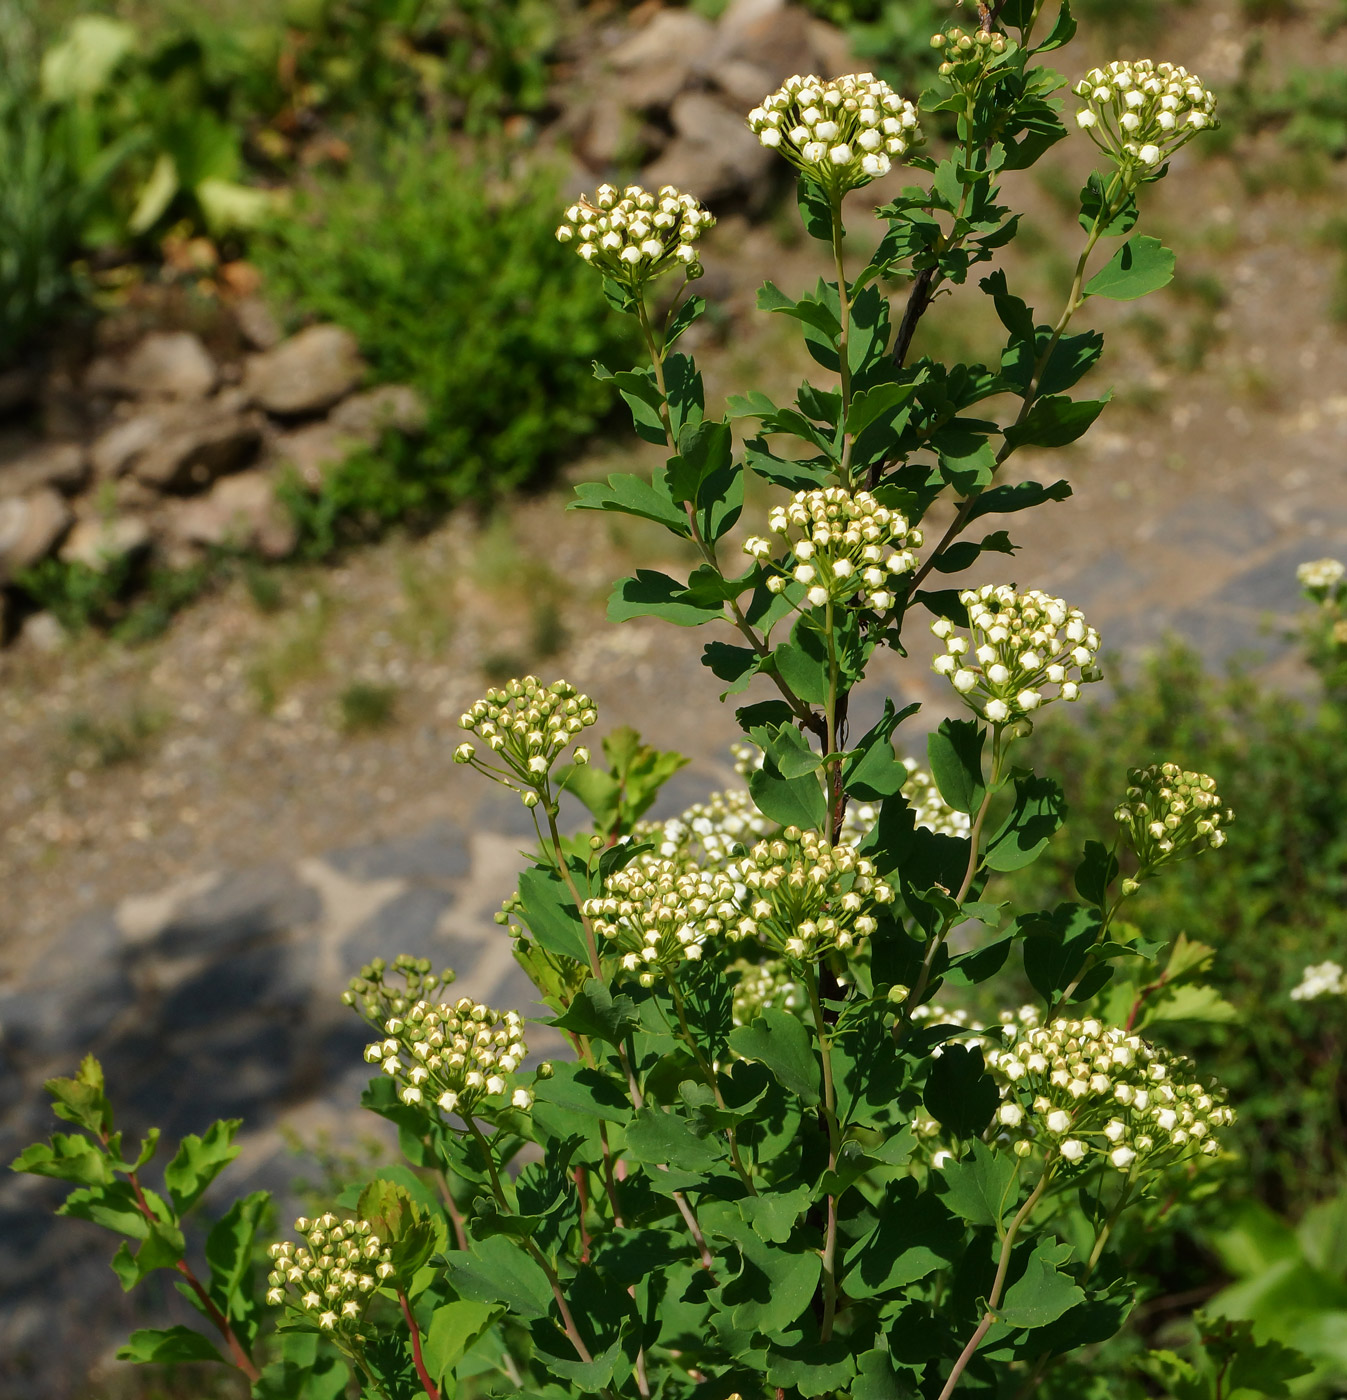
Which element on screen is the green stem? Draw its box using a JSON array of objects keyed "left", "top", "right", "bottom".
[
  {"left": 804, "top": 965, "right": 842, "bottom": 1340},
  {"left": 936, "top": 1167, "right": 1054, "bottom": 1400},
  {"left": 823, "top": 596, "right": 842, "bottom": 844},
  {"left": 543, "top": 797, "right": 603, "bottom": 980},
  {"left": 831, "top": 194, "right": 854, "bottom": 479}
]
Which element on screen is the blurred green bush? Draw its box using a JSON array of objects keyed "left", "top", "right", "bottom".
[{"left": 255, "top": 128, "right": 638, "bottom": 543}]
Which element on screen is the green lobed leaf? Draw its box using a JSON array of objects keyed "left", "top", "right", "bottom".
[
  {"left": 727, "top": 1009, "right": 821, "bottom": 1106},
  {"left": 44, "top": 1054, "right": 113, "bottom": 1136},
  {"left": 1084, "top": 235, "right": 1176, "bottom": 301},
  {"left": 570, "top": 471, "right": 688, "bottom": 534},
  {"left": 997, "top": 1238, "right": 1085, "bottom": 1329},
  {"left": 923, "top": 1043, "right": 999, "bottom": 1139},
  {"left": 116, "top": 1325, "right": 226, "bottom": 1366},
  {"left": 423, "top": 1300, "right": 502, "bottom": 1385},
  {"left": 984, "top": 773, "right": 1067, "bottom": 871},
  {"left": 668, "top": 418, "right": 733, "bottom": 507},
  {"left": 441, "top": 1234, "right": 555, "bottom": 1320},
  {"left": 609, "top": 570, "right": 723, "bottom": 627},
  {"left": 748, "top": 761, "right": 828, "bottom": 831},
  {"left": 938, "top": 1139, "right": 1021, "bottom": 1229},
  {"left": 550, "top": 979, "right": 639, "bottom": 1047},
  {"left": 1002, "top": 393, "right": 1109, "bottom": 451},
  {"left": 205, "top": 1190, "right": 269, "bottom": 1341},
  {"left": 626, "top": 1107, "right": 727, "bottom": 1173},
  {"left": 10, "top": 1133, "right": 113, "bottom": 1187},
  {"left": 164, "top": 1118, "right": 242, "bottom": 1217},
  {"left": 845, "top": 1177, "right": 963, "bottom": 1297},
  {"left": 533, "top": 1062, "right": 633, "bottom": 1124},
  {"left": 517, "top": 866, "right": 590, "bottom": 965}
]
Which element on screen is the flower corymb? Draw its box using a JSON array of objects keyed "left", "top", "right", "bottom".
[
  {"left": 556, "top": 184, "right": 714, "bottom": 288},
  {"left": 1073, "top": 59, "right": 1218, "bottom": 172},
  {"left": 265, "top": 1215, "right": 393, "bottom": 1333},
  {"left": 932, "top": 585, "right": 1102, "bottom": 723},
  {"left": 747, "top": 73, "right": 921, "bottom": 194},
  {"left": 1115, "top": 762, "right": 1230, "bottom": 878},
  {"left": 745, "top": 486, "right": 923, "bottom": 614}
]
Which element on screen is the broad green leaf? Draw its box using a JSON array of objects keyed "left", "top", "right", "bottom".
[
  {"left": 205, "top": 1190, "right": 269, "bottom": 1338},
  {"left": 669, "top": 418, "right": 732, "bottom": 507},
  {"left": 724, "top": 1229, "right": 822, "bottom": 1332},
  {"left": 571, "top": 472, "right": 688, "bottom": 533},
  {"left": 773, "top": 627, "right": 832, "bottom": 706},
  {"left": 164, "top": 1119, "right": 242, "bottom": 1216},
  {"left": 739, "top": 1185, "right": 813, "bottom": 1244},
  {"left": 116, "top": 1326, "right": 225, "bottom": 1366},
  {"left": 984, "top": 774, "right": 1066, "bottom": 871},
  {"left": 852, "top": 1347, "right": 918, "bottom": 1399},
  {"left": 750, "top": 721, "right": 821, "bottom": 780},
  {"left": 937, "top": 1140, "right": 1020, "bottom": 1228},
  {"left": 1074, "top": 840, "right": 1119, "bottom": 907},
  {"left": 845, "top": 1178, "right": 962, "bottom": 1296},
  {"left": 424, "top": 1301, "right": 501, "bottom": 1385},
  {"left": 998, "top": 1238, "right": 1085, "bottom": 1329},
  {"left": 765, "top": 1337, "right": 856, "bottom": 1396},
  {"left": 10, "top": 1133, "right": 112, "bottom": 1186},
  {"left": 843, "top": 700, "right": 919, "bottom": 801},
  {"left": 441, "top": 1234, "right": 555, "bottom": 1320},
  {"left": 533, "top": 1063, "right": 633, "bottom": 1124},
  {"left": 550, "top": 980, "right": 639, "bottom": 1047},
  {"left": 61, "top": 1181, "right": 153, "bottom": 1240},
  {"left": 748, "top": 762, "right": 828, "bottom": 831},
  {"left": 608, "top": 571, "right": 721, "bottom": 627},
  {"left": 110, "top": 1221, "right": 186, "bottom": 1290},
  {"left": 927, "top": 719, "right": 986, "bottom": 815},
  {"left": 923, "top": 1043, "right": 998, "bottom": 1139},
  {"left": 1002, "top": 394, "right": 1109, "bottom": 451},
  {"left": 517, "top": 866, "right": 590, "bottom": 965},
  {"left": 664, "top": 294, "right": 706, "bottom": 350},
  {"left": 967, "top": 478, "right": 1071, "bottom": 520},
  {"left": 727, "top": 1009, "right": 821, "bottom": 1105},
  {"left": 1085, "top": 235, "right": 1175, "bottom": 301},
  {"left": 626, "top": 1107, "right": 726, "bottom": 1173}
]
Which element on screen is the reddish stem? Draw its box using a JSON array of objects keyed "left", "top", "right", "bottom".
[{"left": 398, "top": 1288, "right": 441, "bottom": 1400}]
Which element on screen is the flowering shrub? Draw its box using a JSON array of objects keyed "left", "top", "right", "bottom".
[{"left": 14, "top": 8, "right": 1315, "bottom": 1400}]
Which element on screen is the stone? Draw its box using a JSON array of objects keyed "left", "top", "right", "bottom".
[
  {"left": 644, "top": 91, "right": 774, "bottom": 201},
  {"left": 0, "top": 442, "right": 89, "bottom": 500},
  {"left": 59, "top": 515, "right": 151, "bottom": 572},
  {"left": 271, "top": 421, "right": 354, "bottom": 488},
  {"left": 90, "top": 411, "right": 168, "bottom": 480},
  {"left": 329, "top": 384, "right": 428, "bottom": 438},
  {"left": 19, "top": 611, "right": 66, "bottom": 655},
  {"left": 132, "top": 399, "right": 263, "bottom": 491},
  {"left": 164, "top": 468, "right": 296, "bottom": 560},
  {"left": 234, "top": 295, "right": 283, "bottom": 351},
  {"left": 710, "top": 57, "right": 777, "bottom": 107},
  {"left": 712, "top": 0, "right": 844, "bottom": 88},
  {"left": 243, "top": 325, "right": 364, "bottom": 416},
  {"left": 121, "top": 331, "right": 218, "bottom": 400},
  {"left": 0, "top": 490, "right": 72, "bottom": 582},
  {"left": 610, "top": 8, "right": 717, "bottom": 110}
]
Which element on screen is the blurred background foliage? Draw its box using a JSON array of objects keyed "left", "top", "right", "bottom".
[{"left": 4, "top": 0, "right": 1347, "bottom": 1389}]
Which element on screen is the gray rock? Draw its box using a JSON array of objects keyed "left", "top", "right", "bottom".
[
  {"left": 0, "top": 490, "right": 72, "bottom": 582},
  {"left": 233, "top": 295, "right": 283, "bottom": 351},
  {"left": 58, "top": 515, "right": 151, "bottom": 572},
  {"left": 326, "top": 821, "right": 472, "bottom": 883},
  {"left": 244, "top": 325, "right": 365, "bottom": 416},
  {"left": 90, "top": 412, "right": 168, "bottom": 480},
  {"left": 610, "top": 8, "right": 716, "bottom": 110},
  {"left": 121, "top": 331, "right": 218, "bottom": 400},
  {"left": 713, "top": 0, "right": 848, "bottom": 87},
  {"left": 329, "top": 384, "right": 428, "bottom": 438},
  {"left": 645, "top": 91, "right": 774, "bottom": 201},
  {"left": 18, "top": 611, "right": 66, "bottom": 654},
  {"left": 132, "top": 399, "right": 263, "bottom": 491},
  {"left": 271, "top": 420, "right": 358, "bottom": 488},
  {"left": 163, "top": 468, "right": 296, "bottom": 561},
  {"left": 0, "top": 442, "right": 89, "bottom": 500}
]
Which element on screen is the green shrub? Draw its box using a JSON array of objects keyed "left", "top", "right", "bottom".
[
  {"left": 1003, "top": 642, "right": 1347, "bottom": 1209},
  {"left": 256, "top": 129, "right": 639, "bottom": 537}
]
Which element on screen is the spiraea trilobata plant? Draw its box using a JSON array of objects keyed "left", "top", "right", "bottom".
[{"left": 14, "top": 6, "right": 1317, "bottom": 1400}]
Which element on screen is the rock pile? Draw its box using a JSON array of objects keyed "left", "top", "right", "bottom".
[
  {"left": 561, "top": 0, "right": 852, "bottom": 201},
  {"left": 0, "top": 310, "right": 426, "bottom": 632}
]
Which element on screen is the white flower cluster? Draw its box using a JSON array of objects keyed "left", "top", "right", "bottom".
[
  {"left": 1115, "top": 763, "right": 1230, "bottom": 880},
  {"left": 746, "top": 73, "right": 921, "bottom": 193},
  {"left": 745, "top": 487, "right": 923, "bottom": 614},
  {"left": 1291, "top": 961, "right": 1345, "bottom": 1002},
  {"left": 584, "top": 858, "right": 739, "bottom": 986},
  {"left": 266, "top": 1215, "right": 392, "bottom": 1333},
  {"left": 456, "top": 676, "right": 597, "bottom": 806},
  {"left": 985, "top": 1010, "right": 1233, "bottom": 1173},
  {"left": 731, "top": 957, "right": 803, "bottom": 1026},
  {"left": 932, "top": 585, "right": 1102, "bottom": 724},
  {"left": 636, "top": 787, "right": 774, "bottom": 873},
  {"left": 731, "top": 827, "right": 894, "bottom": 961},
  {"left": 1298, "top": 557, "right": 1346, "bottom": 601},
  {"left": 555, "top": 184, "right": 714, "bottom": 286},
  {"left": 1073, "top": 59, "right": 1218, "bottom": 172},
  {"left": 363, "top": 996, "right": 533, "bottom": 1115},
  {"left": 839, "top": 760, "right": 971, "bottom": 845},
  {"left": 930, "top": 27, "right": 1009, "bottom": 85}
]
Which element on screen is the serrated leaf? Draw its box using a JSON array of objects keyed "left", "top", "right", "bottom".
[
  {"left": 44, "top": 1055, "right": 112, "bottom": 1135},
  {"left": 608, "top": 570, "right": 722, "bottom": 627},
  {"left": 10, "top": 1133, "right": 113, "bottom": 1186},
  {"left": 727, "top": 1009, "right": 821, "bottom": 1105},
  {"left": 1085, "top": 235, "right": 1175, "bottom": 301},
  {"left": 550, "top": 979, "right": 639, "bottom": 1047},
  {"left": 571, "top": 472, "right": 688, "bottom": 533},
  {"left": 967, "top": 478, "right": 1072, "bottom": 520},
  {"left": 423, "top": 1300, "right": 501, "bottom": 1384},
  {"left": 441, "top": 1234, "right": 555, "bottom": 1320},
  {"left": 164, "top": 1119, "right": 241, "bottom": 1216},
  {"left": 937, "top": 1140, "right": 1020, "bottom": 1228},
  {"left": 984, "top": 774, "right": 1066, "bottom": 871},
  {"left": 1002, "top": 394, "right": 1108, "bottom": 450},
  {"left": 626, "top": 1107, "right": 726, "bottom": 1173},
  {"left": 998, "top": 1238, "right": 1085, "bottom": 1329},
  {"left": 205, "top": 1190, "right": 268, "bottom": 1338},
  {"left": 517, "top": 866, "right": 590, "bottom": 965}
]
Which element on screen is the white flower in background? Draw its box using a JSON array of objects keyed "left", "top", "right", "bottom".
[
  {"left": 556, "top": 184, "right": 714, "bottom": 287},
  {"left": 747, "top": 486, "right": 923, "bottom": 615},
  {"left": 931, "top": 585, "right": 1102, "bottom": 724},
  {"left": 747, "top": 73, "right": 922, "bottom": 194},
  {"left": 841, "top": 758, "right": 971, "bottom": 844},
  {"left": 636, "top": 786, "right": 774, "bottom": 873},
  {"left": 1291, "top": 961, "right": 1346, "bottom": 1002},
  {"left": 1298, "top": 557, "right": 1346, "bottom": 602},
  {"left": 1072, "top": 59, "right": 1218, "bottom": 176}
]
